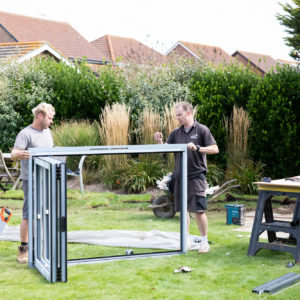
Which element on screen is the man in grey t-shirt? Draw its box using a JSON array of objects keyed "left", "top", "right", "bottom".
[
  {"left": 154, "top": 101, "right": 219, "bottom": 254},
  {"left": 11, "top": 102, "right": 55, "bottom": 263}
]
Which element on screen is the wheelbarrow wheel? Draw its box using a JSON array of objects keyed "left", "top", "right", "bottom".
[{"left": 152, "top": 194, "right": 176, "bottom": 219}]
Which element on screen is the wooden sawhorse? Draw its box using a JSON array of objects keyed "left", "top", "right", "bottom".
[{"left": 247, "top": 178, "right": 300, "bottom": 262}]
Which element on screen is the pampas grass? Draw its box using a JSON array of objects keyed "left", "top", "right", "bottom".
[
  {"left": 98, "top": 103, "right": 131, "bottom": 147},
  {"left": 224, "top": 105, "right": 250, "bottom": 164},
  {"left": 224, "top": 105, "right": 263, "bottom": 194},
  {"left": 137, "top": 107, "right": 162, "bottom": 145},
  {"left": 98, "top": 103, "right": 131, "bottom": 178}
]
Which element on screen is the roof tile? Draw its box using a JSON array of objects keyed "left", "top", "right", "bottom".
[
  {"left": 168, "top": 41, "right": 233, "bottom": 65},
  {"left": 232, "top": 50, "right": 278, "bottom": 73},
  {"left": 92, "top": 34, "right": 168, "bottom": 65},
  {"left": 0, "top": 11, "right": 104, "bottom": 61}
]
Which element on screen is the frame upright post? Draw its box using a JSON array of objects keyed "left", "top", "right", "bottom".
[
  {"left": 180, "top": 148, "right": 188, "bottom": 253},
  {"left": 28, "top": 157, "right": 34, "bottom": 268}
]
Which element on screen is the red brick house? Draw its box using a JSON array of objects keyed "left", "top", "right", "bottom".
[
  {"left": 232, "top": 50, "right": 279, "bottom": 75},
  {"left": 277, "top": 58, "right": 299, "bottom": 68},
  {"left": 165, "top": 41, "right": 233, "bottom": 66},
  {"left": 0, "top": 11, "right": 105, "bottom": 64},
  {"left": 91, "top": 34, "right": 168, "bottom": 65}
]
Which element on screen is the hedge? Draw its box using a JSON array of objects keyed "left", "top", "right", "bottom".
[
  {"left": 0, "top": 58, "right": 299, "bottom": 179},
  {"left": 189, "top": 64, "right": 260, "bottom": 167},
  {"left": 247, "top": 64, "right": 300, "bottom": 177}
]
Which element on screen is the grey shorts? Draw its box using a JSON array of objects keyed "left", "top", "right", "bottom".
[
  {"left": 174, "top": 177, "right": 208, "bottom": 213},
  {"left": 22, "top": 180, "right": 29, "bottom": 219}
]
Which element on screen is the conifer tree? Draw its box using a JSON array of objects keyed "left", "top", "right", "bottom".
[{"left": 277, "top": 0, "right": 300, "bottom": 60}]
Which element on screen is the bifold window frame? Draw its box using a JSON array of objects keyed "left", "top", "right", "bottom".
[{"left": 28, "top": 144, "right": 187, "bottom": 283}]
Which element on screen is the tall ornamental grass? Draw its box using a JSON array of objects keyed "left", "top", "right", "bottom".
[
  {"left": 52, "top": 120, "right": 101, "bottom": 181},
  {"left": 53, "top": 120, "right": 100, "bottom": 148},
  {"left": 224, "top": 106, "right": 263, "bottom": 194},
  {"left": 163, "top": 103, "right": 179, "bottom": 171},
  {"left": 98, "top": 103, "right": 131, "bottom": 147},
  {"left": 98, "top": 103, "right": 131, "bottom": 188},
  {"left": 224, "top": 105, "right": 250, "bottom": 165},
  {"left": 136, "top": 107, "right": 163, "bottom": 165},
  {"left": 137, "top": 107, "right": 162, "bottom": 145}
]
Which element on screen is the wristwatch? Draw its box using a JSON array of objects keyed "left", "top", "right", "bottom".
[{"left": 196, "top": 145, "right": 201, "bottom": 152}]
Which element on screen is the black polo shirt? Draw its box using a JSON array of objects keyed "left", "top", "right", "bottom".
[{"left": 166, "top": 121, "right": 217, "bottom": 180}]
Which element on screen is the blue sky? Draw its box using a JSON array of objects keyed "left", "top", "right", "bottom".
[{"left": 1, "top": 0, "right": 295, "bottom": 61}]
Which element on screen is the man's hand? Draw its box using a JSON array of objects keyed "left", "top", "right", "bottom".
[
  {"left": 154, "top": 132, "right": 163, "bottom": 144},
  {"left": 187, "top": 142, "right": 197, "bottom": 151},
  {"left": 11, "top": 148, "right": 31, "bottom": 161}
]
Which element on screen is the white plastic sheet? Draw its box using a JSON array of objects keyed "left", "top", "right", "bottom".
[{"left": 0, "top": 226, "right": 201, "bottom": 250}]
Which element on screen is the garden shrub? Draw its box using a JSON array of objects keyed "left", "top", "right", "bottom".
[
  {"left": 225, "top": 159, "right": 264, "bottom": 194},
  {"left": 0, "top": 57, "right": 126, "bottom": 151},
  {"left": 189, "top": 63, "right": 260, "bottom": 167},
  {"left": 124, "top": 63, "right": 194, "bottom": 125},
  {"left": 206, "top": 163, "right": 225, "bottom": 187},
  {"left": 118, "top": 158, "right": 165, "bottom": 193},
  {"left": 0, "top": 100, "right": 21, "bottom": 152},
  {"left": 1, "top": 55, "right": 299, "bottom": 190},
  {"left": 247, "top": 65, "right": 300, "bottom": 178},
  {"left": 38, "top": 58, "right": 127, "bottom": 121},
  {"left": 52, "top": 120, "right": 101, "bottom": 172},
  {"left": 0, "top": 60, "right": 53, "bottom": 151}
]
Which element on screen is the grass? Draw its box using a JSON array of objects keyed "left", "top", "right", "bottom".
[
  {"left": 0, "top": 189, "right": 24, "bottom": 199},
  {"left": 97, "top": 103, "right": 131, "bottom": 187},
  {"left": 51, "top": 120, "right": 101, "bottom": 171},
  {"left": 163, "top": 103, "right": 179, "bottom": 171},
  {"left": 117, "top": 193, "right": 152, "bottom": 202},
  {"left": 1, "top": 191, "right": 300, "bottom": 299},
  {"left": 137, "top": 107, "right": 162, "bottom": 145},
  {"left": 224, "top": 105, "right": 250, "bottom": 164}
]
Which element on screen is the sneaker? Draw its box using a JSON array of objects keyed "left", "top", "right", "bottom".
[
  {"left": 198, "top": 241, "right": 210, "bottom": 254},
  {"left": 74, "top": 169, "right": 80, "bottom": 175},
  {"left": 66, "top": 168, "right": 73, "bottom": 174},
  {"left": 193, "top": 236, "right": 201, "bottom": 243},
  {"left": 17, "top": 245, "right": 28, "bottom": 264}
]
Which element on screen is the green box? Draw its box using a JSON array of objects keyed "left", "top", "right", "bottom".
[{"left": 225, "top": 204, "right": 245, "bottom": 225}]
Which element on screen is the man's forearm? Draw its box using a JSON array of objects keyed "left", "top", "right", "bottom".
[
  {"left": 11, "top": 149, "right": 21, "bottom": 161},
  {"left": 188, "top": 143, "right": 219, "bottom": 154},
  {"left": 11, "top": 148, "right": 30, "bottom": 161},
  {"left": 200, "top": 144, "right": 219, "bottom": 154}
]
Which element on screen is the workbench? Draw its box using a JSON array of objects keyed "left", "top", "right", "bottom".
[{"left": 247, "top": 177, "right": 300, "bottom": 262}]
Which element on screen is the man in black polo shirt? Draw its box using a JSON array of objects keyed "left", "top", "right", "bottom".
[{"left": 154, "top": 101, "right": 218, "bottom": 253}]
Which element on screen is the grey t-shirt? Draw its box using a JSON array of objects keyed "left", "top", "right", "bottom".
[
  {"left": 13, "top": 125, "right": 54, "bottom": 180},
  {"left": 166, "top": 121, "right": 217, "bottom": 180}
]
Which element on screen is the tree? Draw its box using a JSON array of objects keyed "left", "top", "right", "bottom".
[{"left": 277, "top": 0, "right": 300, "bottom": 61}]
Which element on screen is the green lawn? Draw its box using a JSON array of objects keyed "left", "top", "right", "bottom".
[{"left": 1, "top": 190, "right": 300, "bottom": 299}]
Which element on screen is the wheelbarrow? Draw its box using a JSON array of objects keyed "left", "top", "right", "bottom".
[{"left": 149, "top": 174, "right": 239, "bottom": 218}]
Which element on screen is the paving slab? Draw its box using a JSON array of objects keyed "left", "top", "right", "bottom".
[{"left": 232, "top": 212, "right": 293, "bottom": 239}]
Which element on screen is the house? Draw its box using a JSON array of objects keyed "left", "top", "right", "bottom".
[
  {"left": 165, "top": 41, "right": 233, "bottom": 66},
  {"left": 0, "top": 11, "right": 105, "bottom": 64},
  {"left": 232, "top": 50, "right": 279, "bottom": 75},
  {"left": 91, "top": 34, "right": 168, "bottom": 66},
  {"left": 277, "top": 58, "right": 299, "bottom": 68},
  {"left": 0, "top": 41, "right": 72, "bottom": 65}
]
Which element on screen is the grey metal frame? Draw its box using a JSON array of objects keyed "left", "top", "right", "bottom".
[
  {"left": 28, "top": 144, "right": 187, "bottom": 282},
  {"left": 29, "top": 156, "right": 67, "bottom": 282}
]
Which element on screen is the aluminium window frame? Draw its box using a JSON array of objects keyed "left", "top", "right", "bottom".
[{"left": 27, "top": 144, "right": 187, "bottom": 281}]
